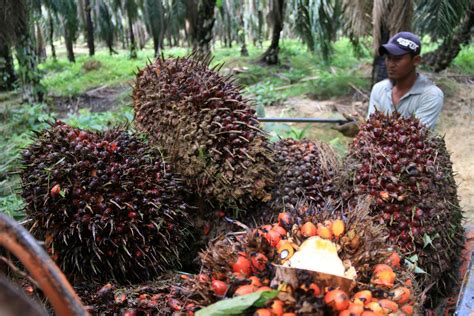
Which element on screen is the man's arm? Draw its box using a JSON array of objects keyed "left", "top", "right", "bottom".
[{"left": 414, "top": 88, "right": 444, "bottom": 129}]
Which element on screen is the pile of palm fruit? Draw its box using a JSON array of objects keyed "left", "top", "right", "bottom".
[
  {"left": 17, "top": 54, "right": 463, "bottom": 314},
  {"left": 133, "top": 53, "right": 275, "bottom": 213},
  {"left": 339, "top": 111, "right": 464, "bottom": 307},
  {"left": 268, "top": 138, "right": 340, "bottom": 213},
  {"left": 21, "top": 122, "right": 191, "bottom": 282},
  {"left": 186, "top": 201, "right": 419, "bottom": 315}
]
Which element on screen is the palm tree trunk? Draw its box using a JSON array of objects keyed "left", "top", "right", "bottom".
[
  {"left": 16, "top": 31, "right": 44, "bottom": 102},
  {"left": 423, "top": 2, "right": 474, "bottom": 72},
  {"left": 85, "top": 0, "right": 95, "bottom": 56},
  {"left": 48, "top": 10, "right": 56, "bottom": 61},
  {"left": 35, "top": 22, "right": 46, "bottom": 62},
  {"left": 128, "top": 17, "right": 137, "bottom": 58},
  {"left": 260, "top": 0, "right": 285, "bottom": 65},
  {"left": 371, "top": 27, "right": 389, "bottom": 86},
  {"left": 64, "top": 26, "right": 75, "bottom": 62},
  {"left": 239, "top": 15, "right": 248, "bottom": 56},
  {"left": 0, "top": 42, "right": 17, "bottom": 91},
  {"left": 193, "top": 0, "right": 217, "bottom": 54}
]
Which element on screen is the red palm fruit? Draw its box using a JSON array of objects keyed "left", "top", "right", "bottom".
[
  {"left": 272, "top": 225, "right": 287, "bottom": 236},
  {"left": 389, "top": 287, "right": 411, "bottom": 305},
  {"left": 373, "top": 264, "right": 393, "bottom": 274},
  {"left": 249, "top": 276, "right": 262, "bottom": 287},
  {"left": 265, "top": 230, "right": 281, "bottom": 247},
  {"left": 365, "top": 301, "right": 384, "bottom": 313},
  {"left": 385, "top": 252, "right": 401, "bottom": 268},
  {"left": 211, "top": 280, "right": 228, "bottom": 296},
  {"left": 301, "top": 222, "right": 317, "bottom": 237},
  {"left": 347, "top": 303, "right": 364, "bottom": 315},
  {"left": 251, "top": 253, "right": 268, "bottom": 272},
  {"left": 234, "top": 284, "right": 256, "bottom": 296},
  {"left": 50, "top": 184, "right": 61, "bottom": 198},
  {"left": 232, "top": 255, "right": 252, "bottom": 277},
  {"left": 309, "top": 283, "right": 321, "bottom": 296},
  {"left": 255, "top": 309, "right": 272, "bottom": 316},
  {"left": 400, "top": 304, "right": 414, "bottom": 315},
  {"left": 371, "top": 270, "right": 396, "bottom": 288},
  {"left": 278, "top": 212, "right": 292, "bottom": 226},
  {"left": 324, "top": 289, "right": 350, "bottom": 311},
  {"left": 317, "top": 223, "right": 333, "bottom": 239},
  {"left": 378, "top": 299, "right": 398, "bottom": 313},
  {"left": 331, "top": 219, "right": 345, "bottom": 238},
  {"left": 271, "top": 299, "right": 284, "bottom": 316},
  {"left": 353, "top": 290, "right": 372, "bottom": 304}
]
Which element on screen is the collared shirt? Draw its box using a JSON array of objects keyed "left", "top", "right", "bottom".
[{"left": 368, "top": 74, "right": 444, "bottom": 129}]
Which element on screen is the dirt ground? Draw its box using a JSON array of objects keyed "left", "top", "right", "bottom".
[{"left": 265, "top": 77, "right": 474, "bottom": 226}]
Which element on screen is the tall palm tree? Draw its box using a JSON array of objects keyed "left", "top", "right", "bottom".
[
  {"left": 343, "top": 0, "right": 470, "bottom": 85},
  {"left": 85, "top": 0, "right": 95, "bottom": 56},
  {"left": 371, "top": 0, "right": 412, "bottom": 85},
  {"left": 98, "top": 0, "right": 118, "bottom": 55},
  {"left": 0, "top": 0, "right": 44, "bottom": 102},
  {"left": 188, "top": 0, "right": 217, "bottom": 53},
  {"left": 417, "top": 0, "right": 473, "bottom": 72},
  {"left": 291, "top": 0, "right": 342, "bottom": 61},
  {"left": 260, "top": 0, "right": 285, "bottom": 65},
  {"left": 43, "top": 0, "right": 59, "bottom": 61},
  {"left": 143, "top": 0, "right": 165, "bottom": 56},
  {"left": 124, "top": 0, "right": 139, "bottom": 58},
  {"left": 57, "top": 0, "right": 79, "bottom": 62},
  {"left": 0, "top": 42, "right": 17, "bottom": 91}
]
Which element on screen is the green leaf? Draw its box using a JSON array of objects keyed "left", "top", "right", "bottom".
[
  {"left": 59, "top": 190, "right": 66, "bottom": 198},
  {"left": 195, "top": 291, "right": 278, "bottom": 316}
]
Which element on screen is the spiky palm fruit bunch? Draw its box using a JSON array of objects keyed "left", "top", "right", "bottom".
[
  {"left": 340, "top": 111, "right": 464, "bottom": 306},
  {"left": 133, "top": 54, "right": 275, "bottom": 211},
  {"left": 21, "top": 121, "right": 191, "bottom": 282},
  {"left": 168, "top": 199, "right": 421, "bottom": 315},
  {"left": 269, "top": 138, "right": 340, "bottom": 212}
]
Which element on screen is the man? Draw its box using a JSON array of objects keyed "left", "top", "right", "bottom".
[{"left": 334, "top": 32, "right": 444, "bottom": 137}]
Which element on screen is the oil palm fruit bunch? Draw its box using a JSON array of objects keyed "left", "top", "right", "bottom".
[
  {"left": 21, "top": 121, "right": 191, "bottom": 282},
  {"left": 133, "top": 54, "right": 274, "bottom": 212},
  {"left": 167, "top": 199, "right": 421, "bottom": 315},
  {"left": 340, "top": 111, "right": 464, "bottom": 306},
  {"left": 75, "top": 275, "right": 184, "bottom": 315},
  {"left": 269, "top": 138, "right": 340, "bottom": 212}
]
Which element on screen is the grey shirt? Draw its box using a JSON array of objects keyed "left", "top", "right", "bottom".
[{"left": 368, "top": 74, "right": 444, "bottom": 129}]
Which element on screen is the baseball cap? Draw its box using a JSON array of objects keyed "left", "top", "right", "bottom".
[{"left": 379, "top": 32, "right": 421, "bottom": 56}]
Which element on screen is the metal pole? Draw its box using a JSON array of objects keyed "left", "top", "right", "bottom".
[{"left": 257, "top": 117, "right": 352, "bottom": 124}]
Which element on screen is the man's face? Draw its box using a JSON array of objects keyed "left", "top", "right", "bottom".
[{"left": 385, "top": 54, "right": 420, "bottom": 80}]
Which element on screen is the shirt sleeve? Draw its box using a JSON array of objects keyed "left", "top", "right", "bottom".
[
  {"left": 414, "top": 88, "right": 444, "bottom": 129},
  {"left": 367, "top": 85, "right": 380, "bottom": 119}
]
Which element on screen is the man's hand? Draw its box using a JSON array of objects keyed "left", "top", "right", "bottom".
[{"left": 331, "top": 113, "right": 364, "bottom": 138}]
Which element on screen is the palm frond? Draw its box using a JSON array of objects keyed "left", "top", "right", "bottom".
[{"left": 414, "top": 0, "right": 471, "bottom": 40}]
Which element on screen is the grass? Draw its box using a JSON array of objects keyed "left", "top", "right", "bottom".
[{"left": 452, "top": 44, "right": 474, "bottom": 75}]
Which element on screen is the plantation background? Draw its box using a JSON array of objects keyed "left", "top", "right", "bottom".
[{"left": 0, "top": 0, "right": 473, "bottom": 225}]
